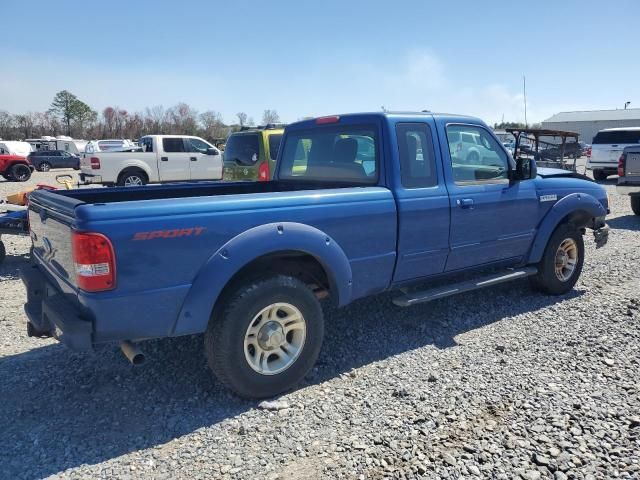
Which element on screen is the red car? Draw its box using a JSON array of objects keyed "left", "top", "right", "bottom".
[{"left": 0, "top": 154, "right": 33, "bottom": 182}]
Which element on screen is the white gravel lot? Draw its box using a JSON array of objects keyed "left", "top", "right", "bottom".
[{"left": 0, "top": 167, "right": 638, "bottom": 479}]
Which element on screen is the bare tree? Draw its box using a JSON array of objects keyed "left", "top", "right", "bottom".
[
  {"left": 262, "top": 109, "right": 280, "bottom": 125},
  {"left": 236, "top": 112, "right": 248, "bottom": 127},
  {"left": 200, "top": 111, "right": 228, "bottom": 141}
]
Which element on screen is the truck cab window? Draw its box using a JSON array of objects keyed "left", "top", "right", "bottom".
[
  {"left": 396, "top": 123, "right": 437, "bottom": 188},
  {"left": 446, "top": 124, "right": 509, "bottom": 185},
  {"left": 279, "top": 125, "right": 378, "bottom": 184},
  {"left": 163, "top": 138, "right": 186, "bottom": 153},
  {"left": 187, "top": 138, "right": 211, "bottom": 153}
]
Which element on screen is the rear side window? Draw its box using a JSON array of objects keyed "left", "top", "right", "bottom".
[
  {"left": 279, "top": 124, "right": 378, "bottom": 184},
  {"left": 592, "top": 130, "right": 640, "bottom": 144},
  {"left": 139, "top": 137, "right": 153, "bottom": 152},
  {"left": 224, "top": 133, "right": 259, "bottom": 166},
  {"left": 396, "top": 123, "right": 437, "bottom": 188},
  {"left": 163, "top": 138, "right": 186, "bottom": 152},
  {"left": 268, "top": 134, "right": 282, "bottom": 161}
]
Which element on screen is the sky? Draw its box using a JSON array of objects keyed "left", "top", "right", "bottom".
[{"left": 1, "top": 0, "right": 639, "bottom": 126}]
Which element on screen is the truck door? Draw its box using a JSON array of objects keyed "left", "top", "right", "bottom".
[
  {"left": 392, "top": 121, "right": 451, "bottom": 282},
  {"left": 441, "top": 123, "right": 539, "bottom": 271},
  {"left": 158, "top": 137, "right": 191, "bottom": 181},
  {"left": 185, "top": 137, "right": 222, "bottom": 180}
]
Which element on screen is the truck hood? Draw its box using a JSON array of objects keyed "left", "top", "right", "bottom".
[{"left": 536, "top": 167, "right": 593, "bottom": 182}]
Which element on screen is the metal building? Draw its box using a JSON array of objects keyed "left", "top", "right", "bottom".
[{"left": 541, "top": 109, "right": 640, "bottom": 144}]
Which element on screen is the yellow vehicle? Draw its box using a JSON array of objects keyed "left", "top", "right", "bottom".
[{"left": 222, "top": 125, "right": 284, "bottom": 181}]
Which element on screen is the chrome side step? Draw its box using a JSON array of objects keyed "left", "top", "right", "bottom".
[{"left": 392, "top": 266, "right": 538, "bottom": 307}]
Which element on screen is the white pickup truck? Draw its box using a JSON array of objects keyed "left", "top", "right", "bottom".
[{"left": 80, "top": 135, "right": 222, "bottom": 186}]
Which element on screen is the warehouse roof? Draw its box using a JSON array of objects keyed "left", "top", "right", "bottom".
[{"left": 543, "top": 108, "right": 640, "bottom": 123}]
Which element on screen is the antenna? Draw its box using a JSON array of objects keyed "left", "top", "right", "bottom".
[{"left": 523, "top": 75, "right": 528, "bottom": 127}]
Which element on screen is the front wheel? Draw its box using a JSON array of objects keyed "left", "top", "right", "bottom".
[
  {"left": 205, "top": 275, "right": 324, "bottom": 398},
  {"left": 10, "top": 164, "right": 31, "bottom": 182},
  {"left": 38, "top": 162, "right": 52, "bottom": 172},
  {"left": 530, "top": 224, "right": 584, "bottom": 295},
  {"left": 631, "top": 196, "right": 640, "bottom": 216}
]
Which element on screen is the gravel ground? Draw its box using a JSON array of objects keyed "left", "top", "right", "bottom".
[{"left": 0, "top": 168, "right": 638, "bottom": 479}]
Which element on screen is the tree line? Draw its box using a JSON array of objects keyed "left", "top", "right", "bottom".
[{"left": 0, "top": 90, "right": 281, "bottom": 143}]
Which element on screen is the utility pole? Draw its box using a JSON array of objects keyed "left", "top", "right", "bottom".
[{"left": 523, "top": 75, "right": 528, "bottom": 127}]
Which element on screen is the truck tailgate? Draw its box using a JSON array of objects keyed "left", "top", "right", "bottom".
[{"left": 28, "top": 190, "right": 83, "bottom": 292}]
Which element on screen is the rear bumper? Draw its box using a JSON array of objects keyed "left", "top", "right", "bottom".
[
  {"left": 79, "top": 172, "right": 103, "bottom": 184},
  {"left": 20, "top": 264, "right": 93, "bottom": 351},
  {"left": 586, "top": 162, "right": 617, "bottom": 171}
]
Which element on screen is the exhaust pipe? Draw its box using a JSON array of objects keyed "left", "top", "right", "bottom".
[{"left": 120, "top": 341, "right": 145, "bottom": 365}]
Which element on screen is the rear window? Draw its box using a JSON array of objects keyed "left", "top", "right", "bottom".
[
  {"left": 278, "top": 125, "right": 378, "bottom": 184},
  {"left": 592, "top": 130, "right": 640, "bottom": 144},
  {"left": 268, "top": 134, "right": 282, "bottom": 161},
  {"left": 224, "top": 133, "right": 260, "bottom": 166}
]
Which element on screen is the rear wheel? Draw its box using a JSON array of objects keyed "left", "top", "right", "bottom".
[
  {"left": 38, "top": 162, "right": 52, "bottom": 172},
  {"left": 117, "top": 170, "right": 147, "bottom": 187},
  {"left": 10, "top": 164, "right": 31, "bottom": 182},
  {"left": 631, "top": 196, "right": 640, "bottom": 216},
  {"left": 205, "top": 275, "right": 324, "bottom": 398},
  {"left": 592, "top": 169, "right": 607, "bottom": 181},
  {"left": 530, "top": 224, "right": 584, "bottom": 295},
  {"left": 0, "top": 241, "right": 5, "bottom": 264}
]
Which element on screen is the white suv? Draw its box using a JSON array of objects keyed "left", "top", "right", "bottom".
[{"left": 588, "top": 127, "right": 640, "bottom": 180}]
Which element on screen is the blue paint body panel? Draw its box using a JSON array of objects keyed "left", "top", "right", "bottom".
[{"left": 24, "top": 112, "right": 609, "bottom": 348}]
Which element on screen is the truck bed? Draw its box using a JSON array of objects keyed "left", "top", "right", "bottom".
[{"left": 61, "top": 180, "right": 367, "bottom": 204}]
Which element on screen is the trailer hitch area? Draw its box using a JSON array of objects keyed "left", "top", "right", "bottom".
[{"left": 593, "top": 224, "right": 609, "bottom": 249}]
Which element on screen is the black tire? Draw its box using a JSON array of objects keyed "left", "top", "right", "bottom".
[
  {"left": 592, "top": 169, "right": 607, "bottom": 181},
  {"left": 38, "top": 162, "right": 52, "bottom": 172},
  {"left": 530, "top": 224, "right": 584, "bottom": 295},
  {"left": 631, "top": 196, "right": 640, "bottom": 216},
  {"left": 117, "top": 170, "right": 147, "bottom": 187},
  {"left": 10, "top": 164, "right": 31, "bottom": 182},
  {"left": 0, "top": 241, "right": 5, "bottom": 264},
  {"left": 1, "top": 173, "right": 12, "bottom": 181},
  {"left": 205, "top": 275, "right": 324, "bottom": 398}
]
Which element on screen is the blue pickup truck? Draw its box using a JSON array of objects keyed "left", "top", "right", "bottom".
[{"left": 21, "top": 112, "right": 609, "bottom": 398}]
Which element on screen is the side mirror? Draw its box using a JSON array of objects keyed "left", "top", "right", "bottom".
[
  {"left": 512, "top": 157, "right": 537, "bottom": 181},
  {"left": 206, "top": 147, "right": 220, "bottom": 155}
]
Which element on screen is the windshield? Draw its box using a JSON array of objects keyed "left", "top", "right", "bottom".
[{"left": 278, "top": 125, "right": 378, "bottom": 184}]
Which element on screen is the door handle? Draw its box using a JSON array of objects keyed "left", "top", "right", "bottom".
[
  {"left": 457, "top": 198, "right": 474, "bottom": 209},
  {"left": 190, "top": 157, "right": 197, "bottom": 161},
  {"left": 161, "top": 157, "right": 168, "bottom": 161}
]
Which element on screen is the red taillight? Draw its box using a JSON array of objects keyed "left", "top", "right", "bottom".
[
  {"left": 258, "top": 161, "right": 270, "bottom": 181},
  {"left": 586, "top": 146, "right": 592, "bottom": 158},
  {"left": 90, "top": 157, "right": 101, "bottom": 169},
  {"left": 618, "top": 154, "right": 626, "bottom": 177},
  {"left": 315, "top": 115, "right": 340, "bottom": 125},
  {"left": 72, "top": 232, "right": 116, "bottom": 292}
]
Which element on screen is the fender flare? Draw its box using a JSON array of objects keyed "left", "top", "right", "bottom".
[
  {"left": 117, "top": 159, "right": 153, "bottom": 181},
  {"left": 171, "top": 222, "right": 353, "bottom": 336},
  {"left": 528, "top": 192, "right": 606, "bottom": 264}
]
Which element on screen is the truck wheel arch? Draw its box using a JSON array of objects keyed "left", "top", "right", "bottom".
[
  {"left": 171, "top": 222, "right": 353, "bottom": 336},
  {"left": 118, "top": 160, "right": 153, "bottom": 181},
  {"left": 528, "top": 193, "right": 606, "bottom": 264}
]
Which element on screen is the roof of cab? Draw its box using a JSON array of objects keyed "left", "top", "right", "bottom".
[{"left": 287, "top": 111, "right": 485, "bottom": 129}]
